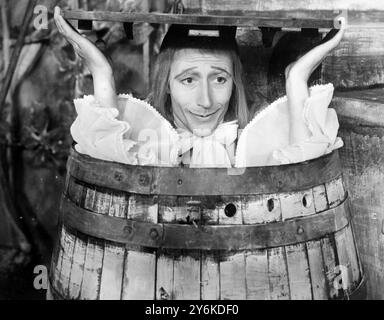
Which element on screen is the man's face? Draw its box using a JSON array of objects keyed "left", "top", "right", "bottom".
[{"left": 169, "top": 49, "right": 234, "bottom": 137}]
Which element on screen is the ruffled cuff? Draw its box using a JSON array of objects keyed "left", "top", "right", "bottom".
[
  {"left": 71, "top": 95, "right": 138, "bottom": 164},
  {"left": 272, "top": 84, "right": 343, "bottom": 164}
]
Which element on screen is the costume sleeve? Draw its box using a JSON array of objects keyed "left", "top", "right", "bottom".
[
  {"left": 271, "top": 84, "right": 343, "bottom": 164},
  {"left": 71, "top": 95, "right": 139, "bottom": 164},
  {"left": 235, "top": 84, "right": 343, "bottom": 167}
]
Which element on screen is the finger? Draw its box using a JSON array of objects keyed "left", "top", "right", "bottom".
[
  {"left": 54, "top": 6, "right": 64, "bottom": 34},
  {"left": 336, "top": 17, "right": 347, "bottom": 31},
  {"left": 55, "top": 10, "right": 81, "bottom": 41}
]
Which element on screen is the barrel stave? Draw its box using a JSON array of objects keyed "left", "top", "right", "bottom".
[
  {"left": 99, "top": 242, "right": 125, "bottom": 300},
  {"left": 220, "top": 252, "right": 247, "bottom": 300},
  {"left": 122, "top": 250, "right": 156, "bottom": 300},
  {"left": 201, "top": 252, "right": 220, "bottom": 300},
  {"left": 306, "top": 240, "right": 328, "bottom": 300},
  {"left": 267, "top": 247, "right": 290, "bottom": 300},
  {"left": 67, "top": 234, "right": 87, "bottom": 299},
  {"left": 242, "top": 194, "right": 282, "bottom": 224},
  {"left": 245, "top": 250, "right": 270, "bottom": 299},
  {"left": 285, "top": 243, "right": 312, "bottom": 299},
  {"left": 321, "top": 235, "right": 343, "bottom": 299},
  {"left": 80, "top": 237, "right": 104, "bottom": 300}
]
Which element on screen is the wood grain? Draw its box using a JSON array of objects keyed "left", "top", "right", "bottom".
[
  {"left": 245, "top": 250, "right": 270, "bottom": 299},
  {"left": 325, "top": 177, "right": 345, "bottom": 208},
  {"left": 99, "top": 243, "right": 125, "bottom": 300},
  {"left": 323, "top": 29, "right": 384, "bottom": 89},
  {"left": 156, "top": 254, "right": 174, "bottom": 300},
  {"left": 312, "top": 184, "right": 329, "bottom": 213},
  {"left": 321, "top": 236, "right": 340, "bottom": 299},
  {"left": 201, "top": 253, "right": 220, "bottom": 300},
  {"left": 280, "top": 188, "right": 316, "bottom": 221},
  {"left": 242, "top": 194, "right": 282, "bottom": 224},
  {"left": 59, "top": 227, "right": 76, "bottom": 298},
  {"left": 122, "top": 250, "right": 156, "bottom": 300},
  {"left": 285, "top": 243, "right": 312, "bottom": 299},
  {"left": 80, "top": 238, "right": 104, "bottom": 300},
  {"left": 306, "top": 240, "right": 328, "bottom": 300},
  {"left": 68, "top": 235, "right": 87, "bottom": 299},
  {"left": 173, "top": 255, "right": 200, "bottom": 300},
  {"left": 268, "top": 247, "right": 290, "bottom": 300},
  {"left": 63, "top": 10, "right": 336, "bottom": 28},
  {"left": 183, "top": 0, "right": 384, "bottom": 12},
  {"left": 220, "top": 253, "right": 246, "bottom": 299}
]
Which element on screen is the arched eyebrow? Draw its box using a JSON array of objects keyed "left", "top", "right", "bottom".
[
  {"left": 174, "top": 67, "right": 197, "bottom": 79},
  {"left": 211, "top": 66, "right": 232, "bottom": 76}
]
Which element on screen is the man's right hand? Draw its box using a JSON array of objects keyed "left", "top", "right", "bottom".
[{"left": 54, "top": 6, "right": 112, "bottom": 75}]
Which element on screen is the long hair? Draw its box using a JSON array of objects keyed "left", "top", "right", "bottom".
[{"left": 147, "top": 35, "right": 249, "bottom": 129}]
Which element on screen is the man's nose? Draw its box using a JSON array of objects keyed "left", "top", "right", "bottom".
[{"left": 197, "top": 81, "right": 212, "bottom": 109}]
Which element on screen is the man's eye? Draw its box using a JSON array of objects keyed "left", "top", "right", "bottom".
[
  {"left": 216, "top": 76, "right": 227, "bottom": 84},
  {"left": 181, "top": 77, "right": 195, "bottom": 85}
]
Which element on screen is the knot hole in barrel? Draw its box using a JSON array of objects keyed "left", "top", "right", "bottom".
[
  {"left": 302, "top": 194, "right": 312, "bottom": 208},
  {"left": 138, "top": 174, "right": 149, "bottom": 186},
  {"left": 267, "top": 198, "right": 274, "bottom": 212},
  {"left": 114, "top": 171, "right": 123, "bottom": 182},
  {"left": 224, "top": 203, "right": 237, "bottom": 217}
]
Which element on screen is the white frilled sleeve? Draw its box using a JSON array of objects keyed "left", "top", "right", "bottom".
[
  {"left": 71, "top": 94, "right": 180, "bottom": 166},
  {"left": 235, "top": 84, "right": 343, "bottom": 167},
  {"left": 71, "top": 95, "right": 139, "bottom": 164}
]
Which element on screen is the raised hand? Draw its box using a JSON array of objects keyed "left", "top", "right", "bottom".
[
  {"left": 285, "top": 17, "right": 347, "bottom": 145},
  {"left": 54, "top": 6, "right": 111, "bottom": 75},
  {"left": 285, "top": 17, "right": 347, "bottom": 82},
  {"left": 54, "top": 6, "right": 117, "bottom": 109}
]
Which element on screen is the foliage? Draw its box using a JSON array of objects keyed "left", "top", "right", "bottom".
[{"left": 20, "top": 100, "right": 76, "bottom": 174}]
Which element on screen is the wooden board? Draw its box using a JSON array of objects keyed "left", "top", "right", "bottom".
[
  {"left": 63, "top": 10, "right": 337, "bottom": 29},
  {"left": 323, "top": 29, "right": 384, "bottom": 89},
  {"left": 336, "top": 114, "right": 384, "bottom": 299},
  {"left": 280, "top": 188, "right": 316, "bottom": 220},
  {"left": 122, "top": 250, "right": 156, "bottom": 300},
  {"left": 173, "top": 255, "right": 200, "bottom": 300},
  {"left": 182, "top": 0, "right": 384, "bottom": 13},
  {"left": 67, "top": 235, "right": 87, "bottom": 299},
  {"left": 156, "top": 254, "right": 174, "bottom": 300},
  {"left": 242, "top": 194, "right": 282, "bottom": 224},
  {"left": 306, "top": 240, "right": 328, "bottom": 300},
  {"left": 220, "top": 253, "right": 246, "bottom": 299},
  {"left": 201, "top": 253, "right": 220, "bottom": 300},
  {"left": 332, "top": 90, "right": 384, "bottom": 136},
  {"left": 99, "top": 243, "right": 125, "bottom": 300},
  {"left": 320, "top": 236, "right": 340, "bottom": 299},
  {"left": 267, "top": 247, "right": 290, "bottom": 300},
  {"left": 245, "top": 250, "right": 270, "bottom": 299},
  {"left": 285, "top": 243, "right": 312, "bottom": 299},
  {"left": 79, "top": 238, "right": 104, "bottom": 299},
  {"left": 58, "top": 227, "right": 76, "bottom": 298}
]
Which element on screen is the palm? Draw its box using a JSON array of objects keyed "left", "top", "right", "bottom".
[{"left": 54, "top": 7, "right": 110, "bottom": 73}]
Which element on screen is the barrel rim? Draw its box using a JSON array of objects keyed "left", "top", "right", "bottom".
[{"left": 67, "top": 148, "right": 342, "bottom": 196}]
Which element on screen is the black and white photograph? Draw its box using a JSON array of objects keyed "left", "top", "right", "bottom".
[{"left": 0, "top": 0, "right": 383, "bottom": 307}]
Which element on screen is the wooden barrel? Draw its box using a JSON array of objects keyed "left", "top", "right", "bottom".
[
  {"left": 332, "top": 89, "right": 384, "bottom": 299},
  {"left": 48, "top": 148, "right": 364, "bottom": 300}
]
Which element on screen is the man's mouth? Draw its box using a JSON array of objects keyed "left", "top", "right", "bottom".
[{"left": 189, "top": 109, "right": 219, "bottom": 118}]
